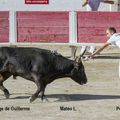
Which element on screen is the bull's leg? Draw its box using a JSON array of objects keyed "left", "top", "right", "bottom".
[
  {"left": 29, "top": 73, "right": 42, "bottom": 103},
  {"left": 0, "top": 72, "right": 11, "bottom": 98},
  {"left": 40, "top": 85, "right": 46, "bottom": 100},
  {"left": 0, "top": 82, "right": 10, "bottom": 99},
  {"left": 29, "top": 80, "right": 41, "bottom": 103},
  {"left": 0, "top": 60, "right": 9, "bottom": 73}
]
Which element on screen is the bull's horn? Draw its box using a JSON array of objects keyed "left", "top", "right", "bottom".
[
  {"left": 75, "top": 56, "right": 81, "bottom": 63},
  {"left": 78, "top": 55, "right": 82, "bottom": 63}
]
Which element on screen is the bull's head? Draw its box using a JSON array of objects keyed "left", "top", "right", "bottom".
[{"left": 71, "top": 56, "right": 87, "bottom": 85}]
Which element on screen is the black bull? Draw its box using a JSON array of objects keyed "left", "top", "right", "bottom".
[{"left": 0, "top": 47, "right": 87, "bottom": 102}]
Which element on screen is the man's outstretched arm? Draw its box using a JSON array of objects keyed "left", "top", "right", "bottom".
[
  {"left": 89, "top": 42, "right": 111, "bottom": 58},
  {"left": 82, "top": 0, "right": 89, "bottom": 7}
]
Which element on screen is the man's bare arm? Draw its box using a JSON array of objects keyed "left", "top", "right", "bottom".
[
  {"left": 82, "top": 0, "right": 89, "bottom": 7},
  {"left": 90, "top": 42, "right": 111, "bottom": 58}
]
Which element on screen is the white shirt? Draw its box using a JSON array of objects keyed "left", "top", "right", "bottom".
[
  {"left": 107, "top": 33, "right": 120, "bottom": 48},
  {"left": 88, "top": 0, "right": 104, "bottom": 11}
]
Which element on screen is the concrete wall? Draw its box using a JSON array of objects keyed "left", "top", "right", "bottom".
[{"left": 0, "top": 0, "right": 118, "bottom": 11}]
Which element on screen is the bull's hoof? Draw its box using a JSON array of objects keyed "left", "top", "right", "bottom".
[
  {"left": 4, "top": 89, "right": 10, "bottom": 99},
  {"left": 5, "top": 93, "right": 10, "bottom": 99},
  {"left": 29, "top": 96, "right": 36, "bottom": 103},
  {"left": 41, "top": 96, "right": 49, "bottom": 102},
  {"left": 41, "top": 95, "right": 45, "bottom": 101}
]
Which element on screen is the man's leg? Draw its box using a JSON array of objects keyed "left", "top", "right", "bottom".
[
  {"left": 70, "top": 46, "right": 77, "bottom": 60},
  {"left": 80, "top": 46, "right": 88, "bottom": 56},
  {"left": 89, "top": 46, "right": 96, "bottom": 54}
]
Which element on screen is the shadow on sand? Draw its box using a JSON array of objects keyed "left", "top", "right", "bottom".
[
  {"left": 94, "top": 56, "right": 120, "bottom": 59},
  {"left": 1, "top": 93, "right": 120, "bottom": 102}
]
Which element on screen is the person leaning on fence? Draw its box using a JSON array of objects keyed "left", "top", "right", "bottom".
[
  {"left": 81, "top": 0, "right": 120, "bottom": 56},
  {"left": 89, "top": 27, "right": 120, "bottom": 78},
  {"left": 82, "top": 0, "right": 119, "bottom": 11}
]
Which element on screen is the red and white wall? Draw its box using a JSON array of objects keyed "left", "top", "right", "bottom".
[
  {"left": 0, "top": 11, "right": 9, "bottom": 42},
  {"left": 17, "top": 12, "right": 69, "bottom": 43},
  {"left": 0, "top": 0, "right": 119, "bottom": 45},
  {"left": 77, "top": 12, "right": 120, "bottom": 43}
]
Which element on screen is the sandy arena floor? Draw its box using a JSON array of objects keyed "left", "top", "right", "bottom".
[{"left": 0, "top": 45, "right": 120, "bottom": 120}]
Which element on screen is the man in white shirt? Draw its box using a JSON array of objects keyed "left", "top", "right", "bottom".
[
  {"left": 90, "top": 27, "right": 120, "bottom": 56},
  {"left": 89, "top": 27, "right": 120, "bottom": 78},
  {"left": 81, "top": 0, "right": 119, "bottom": 56}
]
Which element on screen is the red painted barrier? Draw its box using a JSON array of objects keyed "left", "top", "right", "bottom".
[
  {"left": 17, "top": 12, "right": 69, "bottom": 43},
  {"left": 77, "top": 12, "right": 120, "bottom": 43},
  {"left": 0, "top": 12, "right": 9, "bottom": 42}
]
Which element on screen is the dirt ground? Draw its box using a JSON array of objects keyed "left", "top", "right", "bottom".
[{"left": 0, "top": 45, "right": 120, "bottom": 120}]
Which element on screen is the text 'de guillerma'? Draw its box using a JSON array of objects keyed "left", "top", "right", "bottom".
[{"left": 0, "top": 106, "right": 30, "bottom": 112}]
